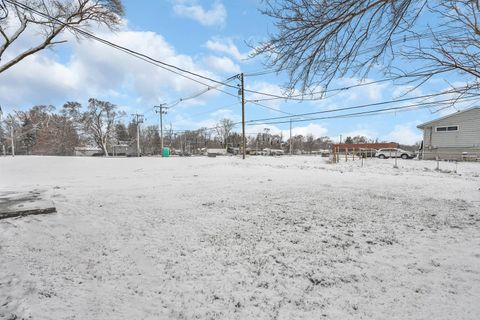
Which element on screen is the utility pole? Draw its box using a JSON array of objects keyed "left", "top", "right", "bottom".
[
  {"left": 289, "top": 118, "right": 293, "bottom": 155},
  {"left": 132, "top": 113, "right": 144, "bottom": 157},
  {"left": 240, "top": 73, "right": 246, "bottom": 159},
  {"left": 7, "top": 114, "right": 15, "bottom": 157},
  {"left": 154, "top": 104, "right": 167, "bottom": 156},
  {"left": 0, "top": 106, "right": 4, "bottom": 156}
]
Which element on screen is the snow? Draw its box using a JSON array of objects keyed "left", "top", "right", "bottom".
[{"left": 1, "top": 155, "right": 479, "bottom": 319}]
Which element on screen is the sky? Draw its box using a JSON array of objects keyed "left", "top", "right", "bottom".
[{"left": 0, "top": 0, "right": 476, "bottom": 145}]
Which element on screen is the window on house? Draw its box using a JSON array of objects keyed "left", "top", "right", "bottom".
[{"left": 436, "top": 126, "right": 458, "bottom": 132}]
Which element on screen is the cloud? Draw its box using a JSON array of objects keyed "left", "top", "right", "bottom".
[
  {"left": 384, "top": 124, "right": 422, "bottom": 145},
  {"left": 289, "top": 123, "right": 328, "bottom": 137},
  {"left": 173, "top": 1, "right": 226, "bottom": 27},
  {"left": 171, "top": 107, "right": 239, "bottom": 131},
  {"left": 312, "top": 77, "right": 387, "bottom": 109},
  {"left": 202, "top": 55, "right": 240, "bottom": 74},
  {"left": 391, "top": 84, "right": 424, "bottom": 98},
  {"left": 0, "top": 26, "right": 225, "bottom": 109},
  {"left": 0, "top": 54, "right": 78, "bottom": 108},
  {"left": 210, "top": 108, "right": 236, "bottom": 119},
  {"left": 204, "top": 38, "right": 248, "bottom": 61},
  {"left": 246, "top": 81, "right": 295, "bottom": 111}
]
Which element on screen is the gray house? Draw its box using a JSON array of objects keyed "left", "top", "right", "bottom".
[{"left": 417, "top": 107, "right": 480, "bottom": 161}]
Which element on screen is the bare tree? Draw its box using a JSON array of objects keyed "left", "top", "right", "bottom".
[
  {"left": 304, "top": 134, "right": 315, "bottom": 154},
  {"left": 14, "top": 105, "right": 52, "bottom": 154},
  {"left": 81, "top": 98, "right": 123, "bottom": 156},
  {"left": 0, "top": 0, "right": 124, "bottom": 74},
  {"left": 215, "top": 118, "right": 235, "bottom": 148},
  {"left": 44, "top": 112, "right": 79, "bottom": 155},
  {"left": 255, "top": 0, "right": 480, "bottom": 96}
]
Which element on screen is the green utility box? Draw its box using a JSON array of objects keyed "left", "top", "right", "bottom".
[{"left": 162, "top": 147, "right": 170, "bottom": 157}]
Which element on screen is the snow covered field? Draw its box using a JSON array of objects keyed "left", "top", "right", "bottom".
[{"left": 1, "top": 155, "right": 480, "bottom": 319}]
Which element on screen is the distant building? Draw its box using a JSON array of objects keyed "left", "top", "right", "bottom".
[
  {"left": 263, "top": 148, "right": 284, "bottom": 156},
  {"left": 417, "top": 107, "right": 480, "bottom": 160},
  {"left": 74, "top": 147, "right": 102, "bottom": 156},
  {"left": 205, "top": 148, "right": 227, "bottom": 156}
]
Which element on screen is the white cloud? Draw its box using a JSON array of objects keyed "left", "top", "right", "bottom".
[
  {"left": 306, "top": 77, "right": 388, "bottom": 112},
  {"left": 210, "top": 108, "right": 236, "bottom": 119},
  {"left": 247, "top": 81, "right": 296, "bottom": 111},
  {"left": 289, "top": 123, "right": 328, "bottom": 137},
  {"left": 202, "top": 55, "right": 240, "bottom": 74},
  {"left": 173, "top": 1, "right": 226, "bottom": 27},
  {"left": 392, "top": 84, "right": 423, "bottom": 98},
  {"left": 0, "top": 26, "right": 225, "bottom": 108},
  {"left": 204, "top": 38, "right": 248, "bottom": 61},
  {"left": 383, "top": 124, "right": 422, "bottom": 145}
]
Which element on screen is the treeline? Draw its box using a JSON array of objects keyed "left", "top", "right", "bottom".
[{"left": 0, "top": 98, "right": 383, "bottom": 156}]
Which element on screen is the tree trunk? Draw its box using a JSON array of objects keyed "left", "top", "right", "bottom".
[{"left": 102, "top": 142, "right": 109, "bottom": 157}]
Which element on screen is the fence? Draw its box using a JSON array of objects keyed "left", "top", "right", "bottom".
[{"left": 330, "top": 148, "right": 480, "bottom": 170}]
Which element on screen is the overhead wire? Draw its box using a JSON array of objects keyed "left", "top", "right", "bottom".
[
  {"left": 9, "top": 0, "right": 474, "bottom": 136},
  {"left": 246, "top": 95, "right": 480, "bottom": 127},
  {"left": 242, "top": 87, "right": 476, "bottom": 124},
  {"left": 169, "top": 90, "right": 478, "bottom": 133},
  {"left": 5, "top": 0, "right": 241, "bottom": 91},
  {"left": 165, "top": 75, "right": 239, "bottom": 110},
  {"left": 8, "top": 0, "right": 466, "bottom": 108}
]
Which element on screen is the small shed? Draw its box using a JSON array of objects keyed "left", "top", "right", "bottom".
[
  {"left": 205, "top": 148, "right": 227, "bottom": 157},
  {"left": 417, "top": 107, "right": 480, "bottom": 160},
  {"left": 74, "top": 147, "right": 102, "bottom": 156}
]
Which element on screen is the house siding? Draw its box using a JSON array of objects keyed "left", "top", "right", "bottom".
[
  {"left": 422, "top": 147, "right": 480, "bottom": 161},
  {"left": 419, "top": 108, "right": 480, "bottom": 160}
]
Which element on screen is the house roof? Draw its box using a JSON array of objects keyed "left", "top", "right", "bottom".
[{"left": 416, "top": 107, "right": 480, "bottom": 129}]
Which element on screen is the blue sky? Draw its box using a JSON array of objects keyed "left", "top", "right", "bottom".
[{"left": 0, "top": 0, "right": 474, "bottom": 144}]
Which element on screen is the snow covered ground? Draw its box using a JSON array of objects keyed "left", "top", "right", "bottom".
[{"left": 1, "top": 155, "right": 479, "bottom": 319}]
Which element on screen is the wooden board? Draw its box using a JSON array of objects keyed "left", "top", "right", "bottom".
[{"left": 0, "top": 191, "right": 56, "bottom": 220}]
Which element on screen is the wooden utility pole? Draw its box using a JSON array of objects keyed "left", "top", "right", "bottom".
[
  {"left": 132, "top": 113, "right": 144, "bottom": 157},
  {"left": 240, "top": 73, "right": 246, "bottom": 160},
  {"left": 155, "top": 104, "right": 167, "bottom": 155},
  {"left": 289, "top": 118, "right": 292, "bottom": 155},
  {"left": 0, "top": 106, "right": 4, "bottom": 156}
]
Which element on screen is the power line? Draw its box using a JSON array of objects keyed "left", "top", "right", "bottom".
[
  {"left": 166, "top": 92, "right": 478, "bottom": 134},
  {"left": 245, "top": 95, "right": 480, "bottom": 127},
  {"left": 243, "top": 87, "right": 476, "bottom": 124},
  {"left": 242, "top": 28, "right": 465, "bottom": 101},
  {"left": 9, "top": 0, "right": 466, "bottom": 111},
  {"left": 243, "top": 72, "right": 453, "bottom": 102},
  {"left": 165, "top": 75, "right": 239, "bottom": 110},
  {"left": 11, "top": 0, "right": 475, "bottom": 133},
  {"left": 244, "top": 77, "right": 397, "bottom": 102},
  {"left": 242, "top": 29, "right": 461, "bottom": 79},
  {"left": 5, "top": 0, "right": 240, "bottom": 91}
]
